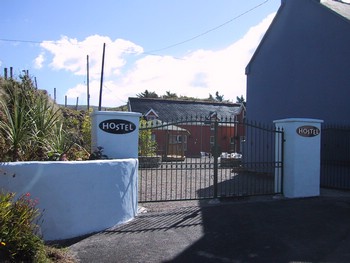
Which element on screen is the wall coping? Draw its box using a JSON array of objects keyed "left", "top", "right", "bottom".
[{"left": 0, "top": 158, "right": 137, "bottom": 165}]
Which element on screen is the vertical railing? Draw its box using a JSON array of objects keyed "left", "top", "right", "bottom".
[
  {"left": 274, "top": 126, "right": 284, "bottom": 194},
  {"left": 213, "top": 118, "right": 219, "bottom": 199},
  {"left": 138, "top": 117, "right": 285, "bottom": 202}
]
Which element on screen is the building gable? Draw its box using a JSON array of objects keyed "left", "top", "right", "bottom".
[
  {"left": 246, "top": 0, "right": 350, "bottom": 124},
  {"left": 246, "top": 0, "right": 350, "bottom": 74},
  {"left": 144, "top": 108, "right": 159, "bottom": 120}
]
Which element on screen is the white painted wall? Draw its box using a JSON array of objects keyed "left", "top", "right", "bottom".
[
  {"left": 0, "top": 159, "right": 138, "bottom": 241},
  {"left": 274, "top": 118, "right": 323, "bottom": 198}
]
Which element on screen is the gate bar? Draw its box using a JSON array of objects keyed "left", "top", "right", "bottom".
[{"left": 213, "top": 118, "right": 219, "bottom": 198}]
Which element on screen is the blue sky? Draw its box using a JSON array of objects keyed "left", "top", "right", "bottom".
[{"left": 0, "top": 0, "right": 280, "bottom": 107}]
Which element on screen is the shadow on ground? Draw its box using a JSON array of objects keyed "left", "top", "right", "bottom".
[
  {"left": 165, "top": 197, "right": 350, "bottom": 262},
  {"left": 68, "top": 192, "right": 350, "bottom": 263}
]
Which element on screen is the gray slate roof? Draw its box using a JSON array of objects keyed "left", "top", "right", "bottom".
[{"left": 128, "top": 97, "right": 244, "bottom": 121}]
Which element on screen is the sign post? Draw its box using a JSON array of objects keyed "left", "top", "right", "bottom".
[
  {"left": 91, "top": 111, "right": 141, "bottom": 159},
  {"left": 274, "top": 118, "right": 323, "bottom": 198}
]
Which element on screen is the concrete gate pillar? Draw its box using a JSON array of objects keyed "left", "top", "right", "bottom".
[
  {"left": 274, "top": 118, "right": 323, "bottom": 198},
  {"left": 91, "top": 111, "right": 141, "bottom": 159}
]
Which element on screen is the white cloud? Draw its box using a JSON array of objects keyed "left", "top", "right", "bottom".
[
  {"left": 66, "top": 79, "right": 129, "bottom": 107},
  {"left": 37, "top": 35, "right": 143, "bottom": 78},
  {"left": 34, "top": 52, "right": 45, "bottom": 69},
  {"left": 111, "top": 12, "right": 276, "bottom": 105},
  {"left": 39, "top": 13, "right": 276, "bottom": 107}
]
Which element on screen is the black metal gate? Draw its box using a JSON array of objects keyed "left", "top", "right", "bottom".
[
  {"left": 138, "top": 117, "right": 284, "bottom": 202},
  {"left": 321, "top": 124, "right": 350, "bottom": 190}
]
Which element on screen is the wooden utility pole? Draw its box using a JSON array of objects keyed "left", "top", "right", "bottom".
[
  {"left": 76, "top": 97, "right": 79, "bottom": 110},
  {"left": 87, "top": 55, "right": 90, "bottom": 111},
  {"left": 98, "top": 43, "right": 106, "bottom": 111}
]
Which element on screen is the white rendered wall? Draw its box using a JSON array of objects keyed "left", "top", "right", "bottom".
[
  {"left": 274, "top": 118, "right": 323, "bottom": 198},
  {"left": 91, "top": 111, "right": 141, "bottom": 159},
  {"left": 0, "top": 159, "right": 138, "bottom": 241}
]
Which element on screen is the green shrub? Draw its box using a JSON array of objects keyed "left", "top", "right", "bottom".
[
  {"left": 0, "top": 191, "right": 45, "bottom": 262},
  {"left": 139, "top": 119, "right": 158, "bottom": 156}
]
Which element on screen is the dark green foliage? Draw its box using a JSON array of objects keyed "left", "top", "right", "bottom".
[
  {"left": 236, "top": 95, "right": 245, "bottom": 103},
  {"left": 136, "top": 89, "right": 159, "bottom": 98},
  {"left": 89, "top": 146, "right": 108, "bottom": 160}
]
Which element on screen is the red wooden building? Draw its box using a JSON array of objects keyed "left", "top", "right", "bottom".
[{"left": 128, "top": 98, "right": 246, "bottom": 158}]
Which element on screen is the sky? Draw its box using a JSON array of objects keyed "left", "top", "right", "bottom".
[{"left": 0, "top": 0, "right": 280, "bottom": 107}]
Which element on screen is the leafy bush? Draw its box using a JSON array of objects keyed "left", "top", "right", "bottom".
[
  {"left": 59, "top": 108, "right": 91, "bottom": 160},
  {"left": 0, "top": 191, "right": 45, "bottom": 262},
  {"left": 0, "top": 191, "right": 76, "bottom": 262},
  {"left": 138, "top": 119, "right": 158, "bottom": 156}
]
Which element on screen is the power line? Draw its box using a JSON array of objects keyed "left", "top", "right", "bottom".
[
  {"left": 0, "top": 38, "right": 42, "bottom": 44},
  {"left": 0, "top": 0, "right": 269, "bottom": 54},
  {"left": 145, "top": 0, "right": 270, "bottom": 53},
  {"left": 0, "top": 38, "right": 88, "bottom": 46}
]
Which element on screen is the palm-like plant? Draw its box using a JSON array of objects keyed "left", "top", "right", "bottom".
[
  {"left": 0, "top": 91, "right": 32, "bottom": 161},
  {"left": 29, "top": 94, "right": 63, "bottom": 160},
  {"left": 0, "top": 77, "right": 63, "bottom": 161},
  {"left": 46, "top": 122, "right": 77, "bottom": 160},
  {"left": 0, "top": 76, "right": 87, "bottom": 161}
]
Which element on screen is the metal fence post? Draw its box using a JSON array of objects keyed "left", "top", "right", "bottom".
[{"left": 213, "top": 119, "right": 219, "bottom": 198}]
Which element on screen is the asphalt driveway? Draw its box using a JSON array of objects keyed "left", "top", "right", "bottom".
[{"left": 69, "top": 190, "right": 350, "bottom": 263}]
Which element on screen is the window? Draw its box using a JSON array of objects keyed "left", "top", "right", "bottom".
[
  {"left": 170, "top": 135, "right": 187, "bottom": 144},
  {"left": 176, "top": 135, "right": 182, "bottom": 143},
  {"left": 147, "top": 115, "right": 156, "bottom": 121}
]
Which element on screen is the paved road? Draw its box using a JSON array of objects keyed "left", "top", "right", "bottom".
[{"left": 69, "top": 190, "right": 350, "bottom": 262}]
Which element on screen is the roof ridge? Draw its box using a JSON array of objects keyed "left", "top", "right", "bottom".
[
  {"left": 129, "top": 97, "right": 240, "bottom": 106},
  {"left": 321, "top": 0, "right": 350, "bottom": 20}
]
